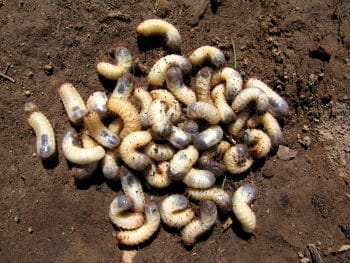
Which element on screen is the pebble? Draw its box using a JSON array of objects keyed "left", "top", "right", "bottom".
[
  {"left": 302, "top": 125, "right": 310, "bottom": 132},
  {"left": 300, "top": 257, "right": 310, "bottom": 263},
  {"left": 14, "top": 216, "right": 20, "bottom": 223},
  {"left": 44, "top": 64, "right": 54, "bottom": 75},
  {"left": 28, "top": 227, "right": 33, "bottom": 234},
  {"left": 24, "top": 90, "right": 31, "bottom": 97},
  {"left": 277, "top": 145, "right": 297, "bottom": 160},
  {"left": 298, "top": 136, "right": 312, "bottom": 148}
]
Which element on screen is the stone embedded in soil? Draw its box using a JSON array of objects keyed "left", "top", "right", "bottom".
[
  {"left": 28, "top": 227, "right": 33, "bottom": 234},
  {"left": 298, "top": 136, "right": 312, "bottom": 148},
  {"left": 43, "top": 64, "right": 54, "bottom": 75},
  {"left": 277, "top": 145, "right": 297, "bottom": 161}
]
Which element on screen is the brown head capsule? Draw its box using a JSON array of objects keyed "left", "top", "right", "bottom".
[
  {"left": 194, "top": 67, "right": 214, "bottom": 104},
  {"left": 189, "top": 46, "right": 226, "bottom": 68},
  {"left": 242, "top": 129, "right": 272, "bottom": 158},
  {"left": 193, "top": 125, "right": 223, "bottom": 151},
  {"left": 232, "top": 87, "right": 269, "bottom": 114},
  {"left": 223, "top": 144, "right": 254, "bottom": 175},
  {"left": 187, "top": 102, "right": 220, "bottom": 125},
  {"left": 111, "top": 72, "right": 134, "bottom": 100},
  {"left": 211, "top": 67, "right": 243, "bottom": 101}
]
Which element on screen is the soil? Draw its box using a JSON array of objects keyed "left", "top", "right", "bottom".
[{"left": 0, "top": 0, "right": 349, "bottom": 262}]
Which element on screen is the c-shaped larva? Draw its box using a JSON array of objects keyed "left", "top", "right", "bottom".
[
  {"left": 166, "top": 126, "right": 191, "bottom": 149},
  {"left": 211, "top": 84, "right": 236, "bottom": 124},
  {"left": 147, "top": 55, "right": 191, "bottom": 86},
  {"left": 147, "top": 99, "right": 172, "bottom": 138},
  {"left": 107, "top": 97, "right": 142, "bottom": 139},
  {"left": 116, "top": 202, "right": 160, "bottom": 246},
  {"left": 111, "top": 73, "right": 134, "bottom": 100},
  {"left": 136, "top": 19, "right": 182, "bottom": 52},
  {"left": 232, "top": 184, "right": 257, "bottom": 233},
  {"left": 223, "top": 144, "right": 254, "bottom": 174},
  {"left": 227, "top": 110, "right": 251, "bottom": 138},
  {"left": 150, "top": 89, "right": 182, "bottom": 124},
  {"left": 166, "top": 67, "right": 197, "bottom": 106},
  {"left": 102, "top": 148, "right": 120, "bottom": 180},
  {"left": 194, "top": 67, "right": 214, "bottom": 104},
  {"left": 187, "top": 102, "right": 220, "bottom": 125},
  {"left": 193, "top": 125, "right": 223, "bottom": 151},
  {"left": 160, "top": 194, "right": 195, "bottom": 228},
  {"left": 242, "top": 129, "right": 272, "bottom": 158},
  {"left": 132, "top": 87, "right": 152, "bottom": 128},
  {"left": 144, "top": 142, "right": 175, "bottom": 161},
  {"left": 169, "top": 145, "right": 199, "bottom": 180},
  {"left": 96, "top": 47, "right": 132, "bottom": 80},
  {"left": 182, "top": 168, "right": 216, "bottom": 189},
  {"left": 87, "top": 91, "right": 108, "bottom": 116},
  {"left": 231, "top": 87, "right": 269, "bottom": 114},
  {"left": 188, "top": 46, "right": 226, "bottom": 68},
  {"left": 211, "top": 67, "right": 243, "bottom": 101},
  {"left": 181, "top": 200, "right": 217, "bottom": 245},
  {"left": 62, "top": 129, "right": 105, "bottom": 165},
  {"left": 27, "top": 111, "right": 56, "bottom": 159},
  {"left": 58, "top": 83, "right": 88, "bottom": 124},
  {"left": 246, "top": 78, "right": 289, "bottom": 117},
  {"left": 109, "top": 195, "right": 145, "bottom": 230},
  {"left": 186, "top": 187, "right": 231, "bottom": 211},
  {"left": 119, "top": 131, "right": 153, "bottom": 171},
  {"left": 144, "top": 161, "right": 172, "bottom": 189}
]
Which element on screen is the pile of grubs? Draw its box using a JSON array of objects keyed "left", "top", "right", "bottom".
[{"left": 26, "top": 19, "right": 289, "bottom": 246}]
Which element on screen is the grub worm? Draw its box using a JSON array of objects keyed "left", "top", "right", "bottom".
[
  {"left": 111, "top": 72, "right": 134, "bottom": 100},
  {"left": 189, "top": 46, "right": 226, "bottom": 68},
  {"left": 227, "top": 110, "right": 250, "bottom": 138},
  {"left": 211, "top": 67, "right": 243, "bottom": 101},
  {"left": 136, "top": 19, "right": 182, "bottom": 52},
  {"left": 166, "top": 126, "right": 191, "bottom": 149},
  {"left": 182, "top": 168, "right": 216, "bottom": 189},
  {"left": 186, "top": 187, "right": 231, "bottom": 211},
  {"left": 102, "top": 148, "right": 120, "bottom": 180},
  {"left": 144, "top": 142, "right": 175, "bottom": 161},
  {"left": 96, "top": 47, "right": 132, "bottom": 80},
  {"left": 223, "top": 144, "right": 254, "bottom": 174},
  {"left": 144, "top": 161, "right": 172, "bottom": 189},
  {"left": 232, "top": 87, "right": 269, "bottom": 114},
  {"left": 147, "top": 99, "right": 172, "bottom": 138},
  {"left": 132, "top": 87, "right": 152, "bottom": 128},
  {"left": 232, "top": 183, "right": 257, "bottom": 233},
  {"left": 169, "top": 145, "right": 199, "bottom": 180},
  {"left": 211, "top": 84, "right": 235, "bottom": 123},
  {"left": 87, "top": 91, "right": 108, "bottom": 116},
  {"left": 160, "top": 194, "right": 195, "bottom": 228},
  {"left": 194, "top": 67, "right": 214, "bottom": 104},
  {"left": 242, "top": 129, "right": 272, "bottom": 158},
  {"left": 58, "top": 83, "right": 87, "bottom": 124},
  {"left": 150, "top": 89, "right": 182, "bottom": 124},
  {"left": 187, "top": 101, "right": 220, "bottom": 125},
  {"left": 108, "top": 118, "right": 123, "bottom": 136},
  {"left": 193, "top": 125, "right": 223, "bottom": 151}
]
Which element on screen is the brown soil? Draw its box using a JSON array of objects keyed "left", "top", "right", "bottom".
[{"left": 0, "top": 0, "right": 349, "bottom": 262}]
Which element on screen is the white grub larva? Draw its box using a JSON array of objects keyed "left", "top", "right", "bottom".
[
  {"left": 62, "top": 129, "right": 105, "bottom": 165},
  {"left": 119, "top": 131, "right": 153, "bottom": 171},
  {"left": 181, "top": 200, "right": 217, "bottom": 245},
  {"left": 169, "top": 145, "right": 199, "bottom": 180},
  {"left": 194, "top": 67, "right": 214, "bottom": 104},
  {"left": 211, "top": 67, "right": 243, "bottom": 101},
  {"left": 147, "top": 55, "right": 191, "bottom": 86},
  {"left": 232, "top": 184, "right": 257, "bottom": 233},
  {"left": 182, "top": 168, "right": 216, "bottom": 189},
  {"left": 102, "top": 149, "right": 120, "bottom": 180},
  {"left": 246, "top": 78, "right": 289, "bottom": 117},
  {"left": 144, "top": 162, "right": 172, "bottom": 188},
  {"left": 227, "top": 110, "right": 250, "bottom": 138},
  {"left": 111, "top": 73, "right": 134, "bottom": 100},
  {"left": 166, "top": 67, "right": 197, "bottom": 106},
  {"left": 120, "top": 166, "right": 145, "bottom": 212},
  {"left": 87, "top": 91, "right": 108, "bottom": 116},
  {"left": 144, "top": 142, "right": 175, "bottom": 161},
  {"left": 150, "top": 89, "right": 182, "bottom": 124},
  {"left": 109, "top": 195, "right": 145, "bottom": 230},
  {"left": 147, "top": 99, "right": 172, "bottom": 138},
  {"left": 242, "top": 129, "right": 272, "bottom": 158},
  {"left": 107, "top": 97, "right": 142, "bottom": 139},
  {"left": 187, "top": 102, "right": 220, "bottom": 125},
  {"left": 132, "top": 87, "right": 152, "bottom": 128},
  {"left": 58, "top": 83, "right": 88, "bottom": 124},
  {"left": 231, "top": 87, "right": 269, "bottom": 114},
  {"left": 189, "top": 46, "right": 226, "bottom": 68},
  {"left": 211, "top": 84, "right": 236, "bottom": 124},
  {"left": 27, "top": 111, "right": 56, "bottom": 159},
  {"left": 108, "top": 118, "right": 124, "bottom": 136},
  {"left": 136, "top": 19, "right": 181, "bottom": 52},
  {"left": 193, "top": 125, "right": 223, "bottom": 151},
  {"left": 116, "top": 202, "right": 161, "bottom": 246},
  {"left": 179, "top": 120, "right": 199, "bottom": 138},
  {"left": 246, "top": 112, "right": 284, "bottom": 147},
  {"left": 84, "top": 112, "right": 120, "bottom": 149},
  {"left": 166, "top": 126, "right": 191, "bottom": 149},
  {"left": 223, "top": 144, "right": 254, "bottom": 175},
  {"left": 160, "top": 194, "right": 195, "bottom": 228},
  {"left": 186, "top": 187, "right": 231, "bottom": 211},
  {"left": 96, "top": 47, "right": 132, "bottom": 80}
]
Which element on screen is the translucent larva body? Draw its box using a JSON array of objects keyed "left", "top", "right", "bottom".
[
  {"left": 193, "top": 125, "right": 223, "bottom": 150},
  {"left": 62, "top": 129, "right": 105, "bottom": 165},
  {"left": 160, "top": 195, "right": 195, "bottom": 228},
  {"left": 102, "top": 148, "right": 120, "bottom": 180},
  {"left": 107, "top": 97, "right": 142, "bottom": 139},
  {"left": 246, "top": 78, "right": 289, "bottom": 117},
  {"left": 211, "top": 84, "right": 235, "bottom": 123},
  {"left": 116, "top": 203, "right": 160, "bottom": 246},
  {"left": 187, "top": 102, "right": 220, "bottom": 125},
  {"left": 182, "top": 168, "right": 216, "bottom": 189},
  {"left": 119, "top": 131, "right": 153, "bottom": 171},
  {"left": 231, "top": 87, "right": 269, "bottom": 114},
  {"left": 242, "top": 129, "right": 272, "bottom": 158},
  {"left": 211, "top": 67, "right": 243, "bottom": 101},
  {"left": 166, "top": 67, "right": 197, "bottom": 106},
  {"left": 96, "top": 47, "right": 132, "bottom": 80},
  {"left": 84, "top": 112, "right": 120, "bottom": 149},
  {"left": 133, "top": 88, "right": 152, "bottom": 128},
  {"left": 144, "top": 142, "right": 175, "bottom": 161},
  {"left": 27, "top": 111, "right": 56, "bottom": 159},
  {"left": 181, "top": 201, "right": 217, "bottom": 245},
  {"left": 169, "top": 145, "right": 199, "bottom": 180},
  {"left": 58, "top": 83, "right": 88, "bottom": 124},
  {"left": 111, "top": 73, "right": 134, "bottom": 100},
  {"left": 150, "top": 89, "right": 182, "bottom": 124},
  {"left": 194, "top": 67, "right": 214, "bottom": 104},
  {"left": 147, "top": 55, "right": 191, "bottom": 86},
  {"left": 87, "top": 91, "right": 108, "bottom": 116},
  {"left": 227, "top": 110, "right": 250, "bottom": 138},
  {"left": 232, "top": 184, "right": 257, "bottom": 233},
  {"left": 223, "top": 144, "right": 254, "bottom": 174},
  {"left": 166, "top": 126, "right": 191, "bottom": 149},
  {"left": 144, "top": 162, "right": 172, "bottom": 188},
  {"left": 189, "top": 46, "right": 226, "bottom": 68},
  {"left": 147, "top": 99, "right": 172, "bottom": 138},
  {"left": 186, "top": 187, "right": 231, "bottom": 211},
  {"left": 136, "top": 19, "right": 182, "bottom": 52}
]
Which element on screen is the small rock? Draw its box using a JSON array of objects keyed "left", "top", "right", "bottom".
[
  {"left": 338, "top": 244, "right": 350, "bottom": 252},
  {"left": 14, "top": 216, "right": 20, "bottom": 223},
  {"left": 298, "top": 136, "right": 312, "bottom": 148},
  {"left": 44, "top": 63, "right": 54, "bottom": 75},
  {"left": 277, "top": 145, "right": 297, "bottom": 160},
  {"left": 300, "top": 257, "right": 310, "bottom": 263},
  {"left": 28, "top": 227, "right": 33, "bottom": 234},
  {"left": 28, "top": 71, "right": 34, "bottom": 78},
  {"left": 302, "top": 125, "right": 310, "bottom": 132},
  {"left": 298, "top": 251, "right": 304, "bottom": 258},
  {"left": 24, "top": 90, "right": 31, "bottom": 97}
]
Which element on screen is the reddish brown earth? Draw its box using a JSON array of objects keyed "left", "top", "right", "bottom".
[{"left": 0, "top": 0, "right": 349, "bottom": 262}]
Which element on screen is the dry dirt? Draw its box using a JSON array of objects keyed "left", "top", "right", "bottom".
[{"left": 0, "top": 0, "right": 349, "bottom": 262}]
